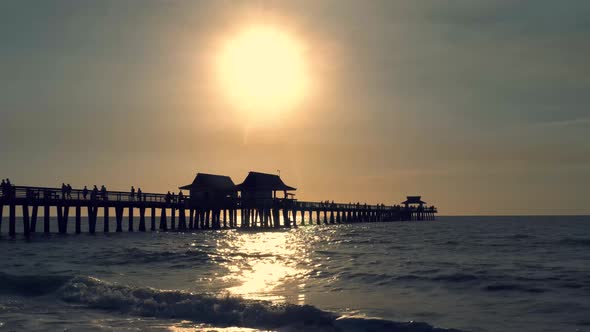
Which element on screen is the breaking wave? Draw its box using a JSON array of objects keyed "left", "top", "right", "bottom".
[{"left": 0, "top": 272, "right": 462, "bottom": 331}]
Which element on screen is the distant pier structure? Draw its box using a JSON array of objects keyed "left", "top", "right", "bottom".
[{"left": 0, "top": 171, "right": 437, "bottom": 236}]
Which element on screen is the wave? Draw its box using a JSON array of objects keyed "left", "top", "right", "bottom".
[
  {"left": 559, "top": 238, "right": 590, "bottom": 246},
  {"left": 431, "top": 273, "right": 479, "bottom": 283},
  {"left": 0, "top": 272, "right": 462, "bottom": 331},
  {"left": 336, "top": 271, "right": 482, "bottom": 285},
  {"left": 87, "top": 247, "right": 215, "bottom": 266},
  {"left": 483, "top": 283, "right": 547, "bottom": 293},
  {"left": 0, "top": 272, "right": 72, "bottom": 296}
]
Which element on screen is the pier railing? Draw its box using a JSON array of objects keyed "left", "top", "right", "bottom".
[
  {"left": 1, "top": 186, "right": 437, "bottom": 213},
  {"left": 2, "top": 186, "right": 182, "bottom": 204}
]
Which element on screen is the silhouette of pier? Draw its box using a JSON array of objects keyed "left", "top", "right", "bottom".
[{"left": 0, "top": 172, "right": 437, "bottom": 237}]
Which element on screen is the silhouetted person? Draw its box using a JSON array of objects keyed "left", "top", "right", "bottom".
[
  {"left": 178, "top": 190, "right": 184, "bottom": 202},
  {"left": 92, "top": 185, "right": 99, "bottom": 200},
  {"left": 101, "top": 185, "right": 107, "bottom": 200},
  {"left": 130, "top": 186, "right": 135, "bottom": 201},
  {"left": 83, "top": 186, "right": 89, "bottom": 199},
  {"left": 166, "top": 191, "right": 172, "bottom": 204},
  {"left": 67, "top": 184, "right": 72, "bottom": 199},
  {"left": 61, "top": 183, "right": 67, "bottom": 199},
  {"left": 172, "top": 191, "right": 176, "bottom": 203},
  {"left": 137, "top": 187, "right": 142, "bottom": 202}
]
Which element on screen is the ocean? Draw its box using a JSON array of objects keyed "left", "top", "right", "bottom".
[{"left": 0, "top": 216, "right": 589, "bottom": 332}]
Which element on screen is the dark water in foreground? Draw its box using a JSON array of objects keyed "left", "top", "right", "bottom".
[{"left": 0, "top": 216, "right": 589, "bottom": 331}]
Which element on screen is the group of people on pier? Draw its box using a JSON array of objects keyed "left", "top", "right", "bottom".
[
  {"left": 54, "top": 183, "right": 186, "bottom": 204},
  {"left": 129, "top": 186, "right": 144, "bottom": 201},
  {"left": 61, "top": 183, "right": 73, "bottom": 199},
  {"left": 165, "top": 190, "right": 184, "bottom": 204}
]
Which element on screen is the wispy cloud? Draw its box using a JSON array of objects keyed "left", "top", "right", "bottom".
[{"left": 533, "top": 117, "right": 590, "bottom": 128}]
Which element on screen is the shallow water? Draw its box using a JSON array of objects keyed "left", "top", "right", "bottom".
[{"left": 0, "top": 216, "right": 589, "bottom": 331}]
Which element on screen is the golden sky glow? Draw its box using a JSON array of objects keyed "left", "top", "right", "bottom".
[
  {"left": 215, "top": 25, "right": 309, "bottom": 118},
  {"left": 2, "top": 2, "right": 590, "bottom": 215}
]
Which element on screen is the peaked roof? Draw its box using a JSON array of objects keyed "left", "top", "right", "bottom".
[
  {"left": 179, "top": 173, "right": 236, "bottom": 192},
  {"left": 236, "top": 171, "right": 296, "bottom": 191},
  {"left": 402, "top": 196, "right": 426, "bottom": 205}
]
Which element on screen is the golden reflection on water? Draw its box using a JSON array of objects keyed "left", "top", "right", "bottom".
[
  {"left": 217, "top": 230, "right": 310, "bottom": 304},
  {"left": 168, "top": 322, "right": 262, "bottom": 332}
]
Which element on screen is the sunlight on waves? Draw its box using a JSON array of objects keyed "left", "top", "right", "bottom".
[{"left": 217, "top": 230, "right": 309, "bottom": 304}]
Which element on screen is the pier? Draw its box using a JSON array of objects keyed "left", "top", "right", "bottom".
[{"left": 0, "top": 172, "right": 437, "bottom": 237}]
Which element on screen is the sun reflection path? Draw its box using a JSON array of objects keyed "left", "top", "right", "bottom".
[{"left": 217, "top": 230, "right": 311, "bottom": 304}]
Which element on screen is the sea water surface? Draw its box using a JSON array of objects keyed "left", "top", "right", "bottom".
[{"left": 0, "top": 216, "right": 589, "bottom": 331}]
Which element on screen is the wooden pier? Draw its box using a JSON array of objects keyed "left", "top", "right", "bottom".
[{"left": 0, "top": 172, "right": 437, "bottom": 237}]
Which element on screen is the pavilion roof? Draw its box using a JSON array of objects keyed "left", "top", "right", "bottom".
[
  {"left": 401, "top": 196, "right": 426, "bottom": 204},
  {"left": 179, "top": 173, "right": 236, "bottom": 192},
  {"left": 236, "top": 171, "right": 296, "bottom": 191}
]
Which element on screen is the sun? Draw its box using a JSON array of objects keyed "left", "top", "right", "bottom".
[{"left": 216, "top": 25, "right": 309, "bottom": 116}]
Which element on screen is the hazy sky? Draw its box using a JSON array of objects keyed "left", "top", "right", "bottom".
[{"left": 1, "top": 0, "right": 589, "bottom": 215}]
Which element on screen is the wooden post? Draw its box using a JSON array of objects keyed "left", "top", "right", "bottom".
[
  {"left": 62, "top": 205, "right": 70, "bottom": 234},
  {"left": 151, "top": 207, "right": 156, "bottom": 231},
  {"left": 76, "top": 205, "right": 81, "bottom": 234},
  {"left": 56, "top": 204, "right": 63, "bottom": 234},
  {"left": 274, "top": 208, "right": 281, "bottom": 228},
  {"left": 171, "top": 207, "right": 176, "bottom": 230},
  {"left": 160, "top": 208, "right": 168, "bottom": 231},
  {"left": 103, "top": 206, "right": 109, "bottom": 233},
  {"left": 31, "top": 205, "right": 38, "bottom": 233},
  {"left": 9, "top": 203, "right": 16, "bottom": 236},
  {"left": 22, "top": 205, "right": 30, "bottom": 236},
  {"left": 179, "top": 208, "right": 186, "bottom": 231},
  {"left": 215, "top": 210, "right": 221, "bottom": 229},
  {"left": 0, "top": 203, "right": 3, "bottom": 234},
  {"left": 193, "top": 209, "right": 201, "bottom": 229},
  {"left": 139, "top": 207, "right": 146, "bottom": 232},
  {"left": 44, "top": 205, "right": 50, "bottom": 233},
  {"left": 204, "top": 210, "right": 210, "bottom": 229},
  {"left": 87, "top": 205, "right": 96, "bottom": 234},
  {"left": 189, "top": 209, "right": 194, "bottom": 229},
  {"left": 128, "top": 206, "right": 134, "bottom": 232},
  {"left": 262, "top": 209, "right": 267, "bottom": 228},
  {"left": 115, "top": 206, "right": 123, "bottom": 232},
  {"left": 223, "top": 209, "right": 227, "bottom": 228},
  {"left": 330, "top": 210, "right": 335, "bottom": 224}
]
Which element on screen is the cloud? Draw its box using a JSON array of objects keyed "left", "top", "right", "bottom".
[{"left": 532, "top": 117, "right": 590, "bottom": 128}]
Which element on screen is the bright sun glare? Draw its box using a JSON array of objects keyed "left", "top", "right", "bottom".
[{"left": 216, "top": 25, "right": 309, "bottom": 116}]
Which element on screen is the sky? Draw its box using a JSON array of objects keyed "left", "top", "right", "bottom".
[{"left": 1, "top": 0, "right": 589, "bottom": 215}]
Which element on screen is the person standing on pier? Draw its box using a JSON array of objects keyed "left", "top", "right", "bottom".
[
  {"left": 83, "top": 186, "right": 89, "bottom": 200},
  {"left": 130, "top": 186, "right": 135, "bottom": 201},
  {"left": 178, "top": 190, "right": 184, "bottom": 203},
  {"left": 6, "top": 179, "right": 13, "bottom": 198},
  {"left": 92, "top": 185, "right": 98, "bottom": 200},
  {"left": 166, "top": 191, "right": 172, "bottom": 204},
  {"left": 137, "top": 187, "right": 142, "bottom": 202},
  {"left": 101, "top": 185, "right": 108, "bottom": 200},
  {"left": 67, "top": 184, "right": 73, "bottom": 199},
  {"left": 61, "top": 183, "right": 67, "bottom": 199}
]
